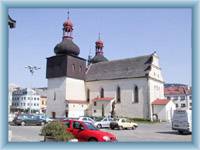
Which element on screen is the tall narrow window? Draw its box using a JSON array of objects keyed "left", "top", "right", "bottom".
[
  {"left": 53, "top": 92, "right": 56, "bottom": 101},
  {"left": 87, "top": 89, "right": 90, "bottom": 102},
  {"left": 134, "top": 86, "right": 139, "bottom": 103},
  {"left": 72, "top": 64, "right": 75, "bottom": 71},
  {"left": 100, "top": 88, "right": 104, "bottom": 98},
  {"left": 116, "top": 86, "right": 121, "bottom": 103}
]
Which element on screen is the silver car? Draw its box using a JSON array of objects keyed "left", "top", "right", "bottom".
[{"left": 95, "top": 117, "right": 113, "bottom": 128}]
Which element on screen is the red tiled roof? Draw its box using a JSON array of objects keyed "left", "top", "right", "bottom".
[
  {"left": 152, "top": 99, "right": 170, "bottom": 105},
  {"left": 164, "top": 86, "right": 191, "bottom": 95},
  {"left": 93, "top": 97, "right": 114, "bottom": 102},
  {"left": 40, "top": 96, "right": 47, "bottom": 98},
  {"left": 66, "top": 100, "right": 88, "bottom": 104}
]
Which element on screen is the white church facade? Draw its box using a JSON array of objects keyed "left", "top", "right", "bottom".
[{"left": 46, "top": 14, "right": 175, "bottom": 121}]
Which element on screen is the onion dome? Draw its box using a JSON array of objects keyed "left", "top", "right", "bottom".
[
  {"left": 91, "top": 33, "right": 108, "bottom": 64},
  {"left": 91, "top": 53, "right": 108, "bottom": 63},
  {"left": 54, "top": 11, "right": 80, "bottom": 56},
  {"left": 54, "top": 37, "right": 80, "bottom": 55}
]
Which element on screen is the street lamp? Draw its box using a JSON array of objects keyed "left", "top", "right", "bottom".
[{"left": 25, "top": 65, "right": 40, "bottom": 114}]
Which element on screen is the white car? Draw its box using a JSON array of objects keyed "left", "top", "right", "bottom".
[
  {"left": 78, "top": 117, "right": 96, "bottom": 125},
  {"left": 95, "top": 117, "right": 113, "bottom": 128}
]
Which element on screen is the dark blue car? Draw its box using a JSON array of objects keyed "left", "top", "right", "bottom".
[{"left": 13, "top": 114, "right": 46, "bottom": 126}]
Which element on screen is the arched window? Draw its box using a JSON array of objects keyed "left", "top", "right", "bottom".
[
  {"left": 100, "top": 88, "right": 104, "bottom": 98},
  {"left": 87, "top": 89, "right": 90, "bottom": 102},
  {"left": 134, "top": 86, "right": 139, "bottom": 103},
  {"left": 116, "top": 86, "right": 121, "bottom": 103},
  {"left": 72, "top": 64, "right": 75, "bottom": 71},
  {"left": 79, "top": 66, "right": 82, "bottom": 72}
]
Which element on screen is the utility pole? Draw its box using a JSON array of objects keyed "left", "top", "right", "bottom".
[{"left": 25, "top": 65, "right": 40, "bottom": 114}]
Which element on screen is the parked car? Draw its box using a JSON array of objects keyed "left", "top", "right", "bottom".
[
  {"left": 94, "top": 117, "right": 114, "bottom": 128},
  {"left": 36, "top": 114, "right": 53, "bottom": 123},
  {"left": 78, "top": 117, "right": 96, "bottom": 125},
  {"left": 172, "top": 109, "right": 192, "bottom": 134},
  {"left": 13, "top": 114, "right": 46, "bottom": 126},
  {"left": 110, "top": 118, "right": 138, "bottom": 130},
  {"left": 62, "top": 119, "right": 117, "bottom": 142},
  {"left": 8, "top": 113, "right": 15, "bottom": 123}
]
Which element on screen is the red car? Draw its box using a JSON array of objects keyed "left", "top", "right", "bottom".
[{"left": 62, "top": 119, "right": 117, "bottom": 142}]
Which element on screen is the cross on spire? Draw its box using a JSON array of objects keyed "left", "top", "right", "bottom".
[
  {"left": 98, "top": 32, "right": 101, "bottom": 40},
  {"left": 67, "top": 11, "right": 70, "bottom": 20}
]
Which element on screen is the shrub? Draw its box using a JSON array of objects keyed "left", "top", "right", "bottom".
[{"left": 41, "top": 121, "right": 75, "bottom": 141}]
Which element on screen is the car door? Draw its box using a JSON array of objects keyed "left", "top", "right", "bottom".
[{"left": 71, "top": 121, "right": 87, "bottom": 141}]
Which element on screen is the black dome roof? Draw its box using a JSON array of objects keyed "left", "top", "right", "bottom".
[
  {"left": 91, "top": 54, "right": 108, "bottom": 64},
  {"left": 54, "top": 38, "right": 80, "bottom": 55}
]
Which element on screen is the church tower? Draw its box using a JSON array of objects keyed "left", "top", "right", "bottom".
[
  {"left": 46, "top": 12, "right": 87, "bottom": 118},
  {"left": 90, "top": 33, "right": 108, "bottom": 64}
]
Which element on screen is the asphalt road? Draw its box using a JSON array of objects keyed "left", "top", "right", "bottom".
[
  {"left": 10, "top": 122, "right": 191, "bottom": 142},
  {"left": 102, "top": 122, "right": 192, "bottom": 142}
]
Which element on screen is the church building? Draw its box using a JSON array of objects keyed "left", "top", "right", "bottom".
[{"left": 46, "top": 13, "right": 173, "bottom": 121}]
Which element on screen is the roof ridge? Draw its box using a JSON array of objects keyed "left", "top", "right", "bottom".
[{"left": 90, "top": 54, "right": 152, "bottom": 66}]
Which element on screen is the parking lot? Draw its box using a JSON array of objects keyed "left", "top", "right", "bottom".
[{"left": 10, "top": 122, "right": 191, "bottom": 142}]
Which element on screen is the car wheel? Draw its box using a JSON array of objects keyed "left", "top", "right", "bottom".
[
  {"left": 21, "top": 121, "right": 25, "bottom": 126},
  {"left": 41, "top": 122, "right": 45, "bottom": 126},
  {"left": 132, "top": 126, "right": 135, "bottom": 130},
  {"left": 97, "top": 124, "right": 102, "bottom": 129},
  {"left": 89, "top": 138, "right": 98, "bottom": 142},
  {"left": 178, "top": 130, "right": 184, "bottom": 134},
  {"left": 119, "top": 126, "right": 123, "bottom": 130}
]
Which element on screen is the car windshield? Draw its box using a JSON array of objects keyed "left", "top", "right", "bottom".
[{"left": 84, "top": 122, "right": 98, "bottom": 130}]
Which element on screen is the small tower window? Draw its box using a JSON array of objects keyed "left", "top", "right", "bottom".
[
  {"left": 79, "top": 66, "right": 82, "bottom": 72},
  {"left": 72, "top": 64, "right": 75, "bottom": 71},
  {"left": 116, "top": 86, "right": 121, "bottom": 103},
  {"left": 100, "top": 88, "right": 104, "bottom": 98}
]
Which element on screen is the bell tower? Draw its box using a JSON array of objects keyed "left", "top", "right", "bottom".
[{"left": 46, "top": 12, "right": 87, "bottom": 118}]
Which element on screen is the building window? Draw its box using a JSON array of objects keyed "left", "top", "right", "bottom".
[
  {"left": 24, "top": 103, "right": 25, "bottom": 106},
  {"left": 180, "top": 96, "right": 185, "bottom": 100},
  {"left": 190, "top": 103, "right": 192, "bottom": 106},
  {"left": 176, "top": 104, "right": 178, "bottom": 108},
  {"left": 72, "top": 64, "right": 75, "bottom": 71},
  {"left": 181, "top": 103, "right": 186, "bottom": 108},
  {"left": 37, "top": 104, "right": 39, "bottom": 106},
  {"left": 134, "top": 86, "right": 139, "bottom": 103},
  {"left": 173, "top": 96, "right": 178, "bottom": 100},
  {"left": 116, "top": 86, "right": 121, "bottom": 103},
  {"left": 94, "top": 101, "right": 97, "bottom": 106},
  {"left": 24, "top": 97, "right": 26, "bottom": 100},
  {"left": 189, "top": 96, "right": 192, "bottom": 100},
  {"left": 54, "top": 92, "right": 56, "bottom": 101},
  {"left": 167, "top": 96, "right": 171, "bottom": 100},
  {"left": 100, "top": 88, "right": 104, "bottom": 98},
  {"left": 34, "top": 97, "right": 36, "bottom": 100},
  {"left": 87, "top": 89, "right": 90, "bottom": 102},
  {"left": 79, "top": 66, "right": 82, "bottom": 72},
  {"left": 37, "top": 98, "right": 39, "bottom": 100}
]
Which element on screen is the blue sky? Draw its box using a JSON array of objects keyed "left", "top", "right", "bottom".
[{"left": 9, "top": 8, "right": 192, "bottom": 88}]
